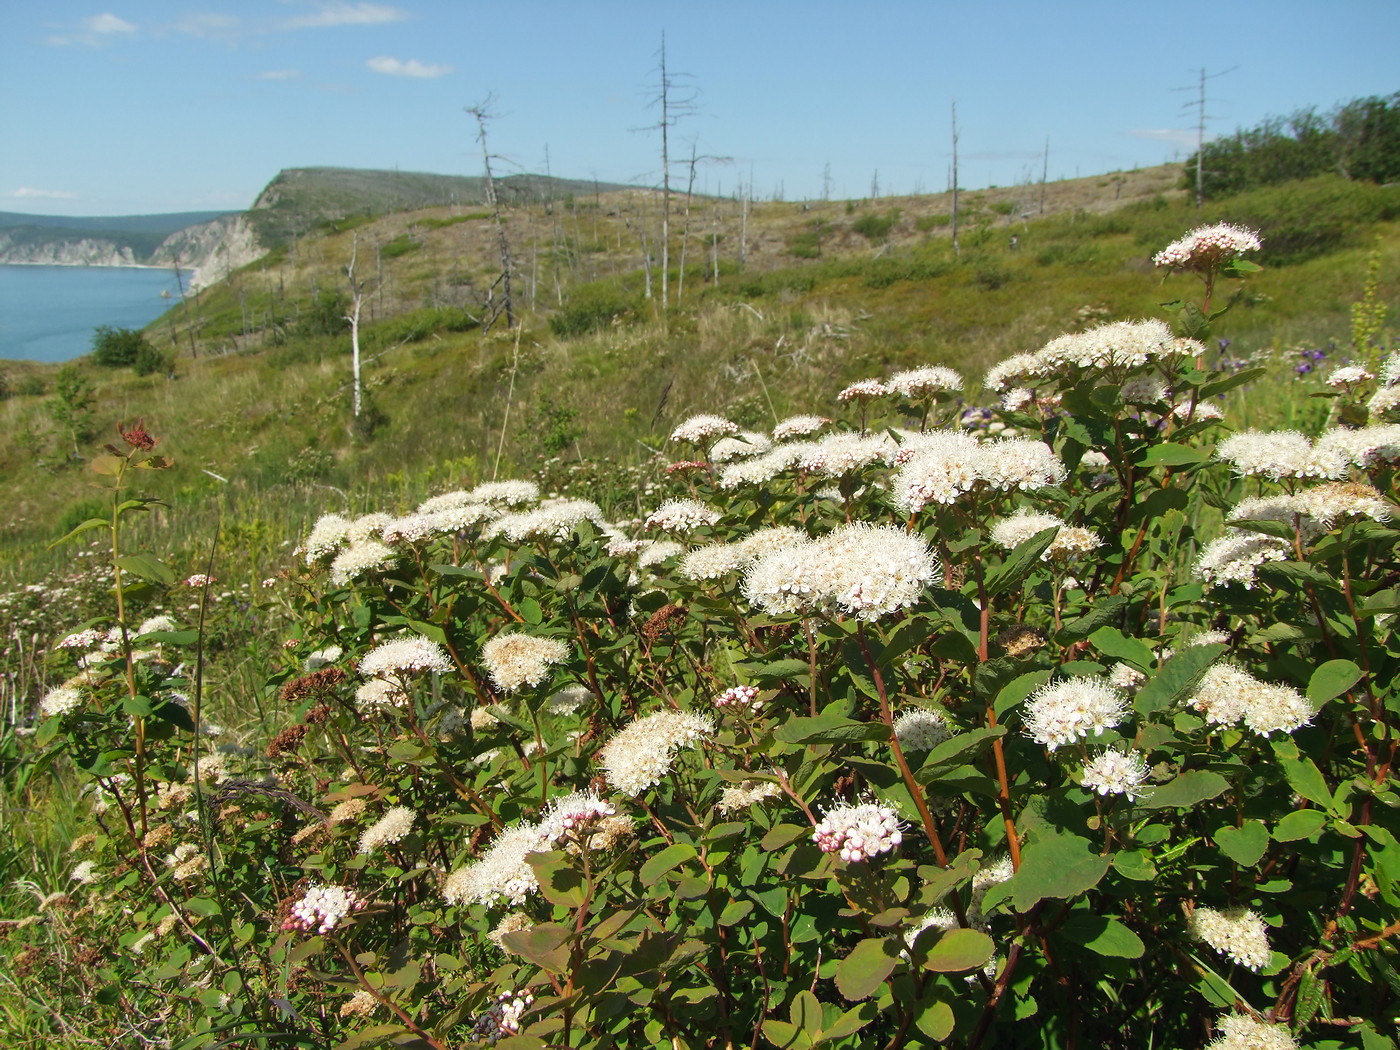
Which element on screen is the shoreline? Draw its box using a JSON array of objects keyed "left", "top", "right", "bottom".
[{"left": 0, "top": 260, "right": 194, "bottom": 275}]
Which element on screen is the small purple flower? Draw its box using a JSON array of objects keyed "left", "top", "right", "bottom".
[
  {"left": 1306, "top": 349, "right": 1327, "bottom": 362},
  {"left": 1295, "top": 363, "right": 1313, "bottom": 375},
  {"left": 1217, "top": 338, "right": 1231, "bottom": 352}
]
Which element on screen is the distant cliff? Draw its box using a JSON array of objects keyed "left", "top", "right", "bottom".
[
  {"left": 0, "top": 232, "right": 142, "bottom": 267},
  {"left": 151, "top": 214, "right": 265, "bottom": 293}
]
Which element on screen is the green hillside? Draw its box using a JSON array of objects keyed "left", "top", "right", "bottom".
[
  {"left": 245, "top": 166, "right": 634, "bottom": 249},
  {"left": 0, "top": 166, "right": 1395, "bottom": 582}
]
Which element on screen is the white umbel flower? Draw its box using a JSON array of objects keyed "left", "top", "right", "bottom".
[
  {"left": 893, "top": 709, "right": 952, "bottom": 751},
  {"left": 888, "top": 366, "right": 964, "bottom": 398},
  {"left": 645, "top": 498, "right": 721, "bottom": 533},
  {"left": 812, "top": 799, "right": 904, "bottom": 862},
  {"left": 598, "top": 710, "right": 714, "bottom": 795},
  {"left": 1024, "top": 678, "right": 1127, "bottom": 750},
  {"left": 359, "top": 636, "right": 452, "bottom": 679},
  {"left": 1188, "top": 906, "right": 1272, "bottom": 970},
  {"left": 1153, "top": 223, "right": 1262, "bottom": 269},
  {"left": 671, "top": 414, "right": 739, "bottom": 445},
  {"left": 1080, "top": 749, "right": 1149, "bottom": 800},
  {"left": 357, "top": 806, "right": 416, "bottom": 853},
  {"left": 481, "top": 634, "right": 569, "bottom": 693},
  {"left": 443, "top": 822, "right": 549, "bottom": 907},
  {"left": 1204, "top": 1014, "right": 1297, "bottom": 1050}
]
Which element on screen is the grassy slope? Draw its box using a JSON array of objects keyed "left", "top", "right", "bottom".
[{"left": 1, "top": 166, "right": 1397, "bottom": 585}]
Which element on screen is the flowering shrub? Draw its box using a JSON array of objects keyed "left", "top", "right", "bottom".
[{"left": 16, "top": 226, "right": 1400, "bottom": 1049}]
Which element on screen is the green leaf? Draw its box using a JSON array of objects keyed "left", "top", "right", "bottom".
[
  {"left": 115, "top": 553, "right": 175, "bottom": 586},
  {"left": 753, "top": 659, "right": 812, "bottom": 684},
  {"left": 1136, "top": 444, "right": 1210, "bottom": 468},
  {"left": 526, "top": 851, "right": 586, "bottom": 908},
  {"left": 1308, "top": 659, "right": 1363, "bottom": 705},
  {"left": 1004, "top": 830, "right": 1111, "bottom": 911},
  {"left": 993, "top": 671, "right": 1051, "bottom": 718},
  {"left": 500, "top": 923, "right": 571, "bottom": 973},
  {"left": 1198, "top": 366, "right": 1267, "bottom": 400},
  {"left": 495, "top": 1038, "right": 548, "bottom": 1050},
  {"left": 640, "top": 843, "right": 697, "bottom": 887},
  {"left": 760, "top": 824, "right": 810, "bottom": 851},
  {"left": 1056, "top": 595, "right": 1129, "bottom": 642},
  {"left": 921, "top": 927, "right": 995, "bottom": 972},
  {"left": 1273, "top": 810, "right": 1327, "bottom": 842},
  {"left": 789, "top": 990, "right": 823, "bottom": 1035},
  {"left": 1134, "top": 644, "right": 1226, "bottom": 716},
  {"left": 1059, "top": 914, "right": 1145, "bottom": 958},
  {"left": 49, "top": 516, "right": 108, "bottom": 549},
  {"left": 761, "top": 1020, "right": 812, "bottom": 1050},
  {"left": 1274, "top": 745, "right": 1332, "bottom": 808},
  {"left": 1111, "top": 849, "right": 1158, "bottom": 881},
  {"left": 834, "top": 937, "right": 899, "bottom": 1000},
  {"left": 820, "top": 1002, "right": 876, "bottom": 1041},
  {"left": 1142, "top": 770, "right": 1230, "bottom": 809},
  {"left": 1214, "top": 821, "right": 1269, "bottom": 867},
  {"left": 984, "top": 527, "right": 1058, "bottom": 599},
  {"left": 913, "top": 1000, "right": 956, "bottom": 1042},
  {"left": 1089, "top": 627, "right": 1154, "bottom": 672}
]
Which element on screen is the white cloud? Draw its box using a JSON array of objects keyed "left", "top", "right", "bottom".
[
  {"left": 45, "top": 12, "right": 138, "bottom": 46},
  {"left": 366, "top": 55, "right": 452, "bottom": 78},
  {"left": 8, "top": 187, "right": 78, "bottom": 200},
  {"left": 278, "top": 2, "right": 408, "bottom": 29},
  {"left": 84, "top": 13, "right": 137, "bottom": 35},
  {"left": 256, "top": 68, "right": 302, "bottom": 80},
  {"left": 173, "top": 12, "right": 241, "bottom": 39}
]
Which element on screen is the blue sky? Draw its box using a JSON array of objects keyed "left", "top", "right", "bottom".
[{"left": 1, "top": 0, "right": 1396, "bottom": 217}]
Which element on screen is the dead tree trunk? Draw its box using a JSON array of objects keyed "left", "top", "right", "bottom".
[{"left": 467, "top": 97, "right": 515, "bottom": 330}]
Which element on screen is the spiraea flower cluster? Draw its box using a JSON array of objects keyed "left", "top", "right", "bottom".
[
  {"left": 284, "top": 883, "right": 367, "bottom": 935},
  {"left": 812, "top": 799, "right": 904, "bottom": 862},
  {"left": 1188, "top": 906, "right": 1273, "bottom": 971},
  {"left": 713, "top": 684, "right": 762, "bottom": 711},
  {"left": 1188, "top": 664, "right": 1313, "bottom": 736},
  {"left": 1023, "top": 678, "right": 1128, "bottom": 750},
  {"left": 1204, "top": 1014, "right": 1298, "bottom": 1050},
  {"left": 358, "top": 635, "right": 452, "bottom": 679},
  {"left": 480, "top": 633, "right": 569, "bottom": 692},
  {"left": 357, "top": 806, "right": 416, "bottom": 853},
  {"left": 1080, "top": 749, "right": 1149, "bottom": 800},
  {"left": 645, "top": 498, "right": 721, "bottom": 533},
  {"left": 598, "top": 710, "right": 714, "bottom": 795},
  {"left": 1153, "top": 222, "right": 1262, "bottom": 270}
]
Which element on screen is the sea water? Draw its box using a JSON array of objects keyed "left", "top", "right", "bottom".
[{"left": 0, "top": 265, "right": 191, "bottom": 363}]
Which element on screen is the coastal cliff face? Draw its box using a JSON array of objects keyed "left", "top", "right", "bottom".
[
  {"left": 0, "top": 215, "right": 267, "bottom": 292},
  {"left": 0, "top": 232, "right": 141, "bottom": 267},
  {"left": 152, "top": 215, "right": 265, "bottom": 292}
]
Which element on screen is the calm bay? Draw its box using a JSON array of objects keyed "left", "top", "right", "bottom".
[{"left": 0, "top": 264, "right": 191, "bottom": 364}]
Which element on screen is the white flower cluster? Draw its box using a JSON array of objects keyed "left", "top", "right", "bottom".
[
  {"left": 645, "top": 498, "right": 721, "bottom": 533},
  {"left": 812, "top": 799, "right": 904, "bottom": 863},
  {"left": 330, "top": 540, "right": 396, "bottom": 586},
  {"left": 1216, "top": 424, "right": 1400, "bottom": 481},
  {"left": 303, "top": 514, "right": 352, "bottom": 564},
  {"left": 771, "top": 414, "right": 830, "bottom": 440},
  {"left": 359, "top": 635, "right": 452, "bottom": 679},
  {"left": 489, "top": 499, "right": 607, "bottom": 544},
  {"left": 1194, "top": 534, "right": 1291, "bottom": 590},
  {"left": 743, "top": 522, "right": 938, "bottom": 620},
  {"left": 539, "top": 790, "right": 616, "bottom": 843},
  {"left": 1327, "top": 365, "right": 1374, "bottom": 388},
  {"left": 893, "top": 708, "right": 952, "bottom": 751},
  {"left": 1188, "top": 664, "right": 1313, "bottom": 736},
  {"left": 717, "top": 779, "right": 783, "bottom": 814},
  {"left": 1204, "top": 1014, "right": 1297, "bottom": 1050},
  {"left": 670, "top": 414, "right": 739, "bottom": 445},
  {"left": 888, "top": 366, "right": 965, "bottom": 398},
  {"left": 711, "top": 431, "right": 773, "bottom": 463},
  {"left": 598, "top": 709, "right": 714, "bottom": 795},
  {"left": 481, "top": 633, "right": 570, "bottom": 692},
  {"left": 1080, "top": 748, "right": 1149, "bottom": 800},
  {"left": 1153, "top": 223, "right": 1262, "bottom": 269},
  {"left": 990, "top": 508, "right": 1101, "bottom": 560},
  {"left": 714, "top": 684, "right": 762, "bottom": 711},
  {"left": 1023, "top": 678, "right": 1128, "bottom": 750},
  {"left": 357, "top": 806, "right": 416, "bottom": 853},
  {"left": 1188, "top": 906, "right": 1272, "bottom": 970},
  {"left": 41, "top": 684, "right": 85, "bottom": 718},
  {"left": 285, "top": 882, "right": 366, "bottom": 935},
  {"left": 837, "top": 378, "right": 889, "bottom": 402},
  {"left": 892, "top": 433, "right": 1067, "bottom": 512},
  {"left": 444, "top": 822, "right": 549, "bottom": 907},
  {"left": 985, "top": 319, "right": 1194, "bottom": 390}
]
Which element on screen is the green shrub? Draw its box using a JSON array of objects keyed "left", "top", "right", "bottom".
[
  {"left": 549, "top": 281, "right": 640, "bottom": 337},
  {"left": 379, "top": 233, "right": 421, "bottom": 260},
  {"left": 91, "top": 325, "right": 150, "bottom": 367},
  {"left": 851, "top": 209, "right": 900, "bottom": 242}
]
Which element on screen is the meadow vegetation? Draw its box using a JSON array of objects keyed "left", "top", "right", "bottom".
[{"left": 0, "top": 160, "right": 1397, "bottom": 1048}]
